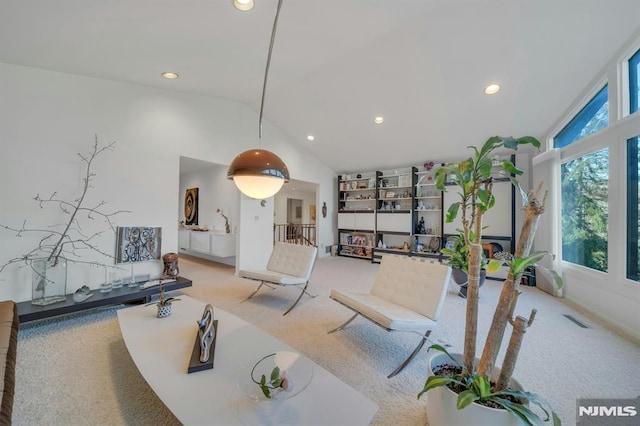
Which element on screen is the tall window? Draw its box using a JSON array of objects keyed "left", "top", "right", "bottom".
[
  {"left": 630, "top": 48, "right": 640, "bottom": 115},
  {"left": 561, "top": 149, "right": 609, "bottom": 272},
  {"left": 627, "top": 136, "right": 640, "bottom": 281},
  {"left": 554, "top": 85, "right": 608, "bottom": 148}
]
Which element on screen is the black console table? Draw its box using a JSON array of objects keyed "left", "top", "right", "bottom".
[{"left": 17, "top": 276, "right": 193, "bottom": 323}]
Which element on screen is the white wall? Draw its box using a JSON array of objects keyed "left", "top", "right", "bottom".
[
  {"left": 179, "top": 164, "right": 239, "bottom": 232},
  {"left": 0, "top": 63, "right": 336, "bottom": 301},
  {"left": 275, "top": 188, "right": 317, "bottom": 225}
]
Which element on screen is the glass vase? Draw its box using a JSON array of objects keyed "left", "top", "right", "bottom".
[{"left": 32, "top": 255, "right": 67, "bottom": 306}]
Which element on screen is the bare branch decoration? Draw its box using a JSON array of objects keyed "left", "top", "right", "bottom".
[{"left": 0, "top": 135, "right": 130, "bottom": 280}]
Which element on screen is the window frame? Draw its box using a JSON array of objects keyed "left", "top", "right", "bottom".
[{"left": 553, "top": 84, "right": 609, "bottom": 149}]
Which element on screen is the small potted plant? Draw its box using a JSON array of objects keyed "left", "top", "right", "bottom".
[
  {"left": 441, "top": 229, "right": 495, "bottom": 298},
  {"left": 146, "top": 282, "right": 180, "bottom": 318}
]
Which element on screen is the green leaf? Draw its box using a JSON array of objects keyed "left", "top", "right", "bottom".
[
  {"left": 260, "top": 375, "right": 266, "bottom": 386},
  {"left": 427, "top": 344, "right": 462, "bottom": 367},
  {"left": 477, "top": 189, "right": 489, "bottom": 205},
  {"left": 478, "top": 160, "right": 492, "bottom": 179},
  {"left": 260, "top": 384, "right": 271, "bottom": 399},
  {"left": 511, "top": 251, "right": 550, "bottom": 274},
  {"left": 445, "top": 202, "right": 460, "bottom": 223},
  {"left": 457, "top": 390, "right": 479, "bottom": 409},
  {"left": 270, "top": 366, "right": 280, "bottom": 382},
  {"left": 500, "top": 159, "right": 522, "bottom": 176},
  {"left": 494, "top": 398, "right": 541, "bottom": 426},
  {"left": 472, "top": 375, "right": 491, "bottom": 398},
  {"left": 510, "top": 177, "right": 529, "bottom": 205},
  {"left": 418, "top": 375, "right": 458, "bottom": 399},
  {"left": 517, "top": 135, "right": 542, "bottom": 149},
  {"left": 486, "top": 259, "right": 503, "bottom": 273},
  {"left": 502, "top": 137, "right": 519, "bottom": 150}
]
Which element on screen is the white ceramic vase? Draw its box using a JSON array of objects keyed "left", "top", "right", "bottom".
[{"left": 425, "top": 352, "right": 523, "bottom": 426}]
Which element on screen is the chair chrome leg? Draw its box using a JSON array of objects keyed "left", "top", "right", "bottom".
[
  {"left": 282, "top": 281, "right": 315, "bottom": 316},
  {"left": 387, "top": 330, "right": 432, "bottom": 378},
  {"left": 327, "top": 313, "right": 359, "bottom": 334},
  {"left": 242, "top": 281, "right": 265, "bottom": 302}
]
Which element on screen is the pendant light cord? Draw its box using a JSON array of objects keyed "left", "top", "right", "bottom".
[{"left": 258, "top": 0, "right": 284, "bottom": 147}]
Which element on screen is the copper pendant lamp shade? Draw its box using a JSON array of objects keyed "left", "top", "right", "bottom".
[
  {"left": 227, "top": 149, "right": 290, "bottom": 200},
  {"left": 227, "top": 0, "right": 289, "bottom": 199}
]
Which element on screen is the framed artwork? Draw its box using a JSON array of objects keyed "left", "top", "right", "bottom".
[
  {"left": 116, "top": 226, "right": 162, "bottom": 264},
  {"left": 185, "top": 188, "right": 199, "bottom": 225},
  {"left": 310, "top": 204, "right": 316, "bottom": 222}
]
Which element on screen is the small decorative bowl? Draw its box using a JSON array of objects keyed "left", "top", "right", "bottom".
[{"left": 236, "top": 351, "right": 313, "bottom": 402}]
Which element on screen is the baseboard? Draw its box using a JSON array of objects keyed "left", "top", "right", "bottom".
[{"left": 563, "top": 294, "right": 640, "bottom": 343}]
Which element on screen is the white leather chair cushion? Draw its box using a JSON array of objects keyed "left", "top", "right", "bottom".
[
  {"left": 370, "top": 255, "right": 451, "bottom": 320},
  {"left": 239, "top": 269, "right": 308, "bottom": 286},
  {"left": 330, "top": 289, "right": 437, "bottom": 331},
  {"left": 266, "top": 242, "right": 317, "bottom": 279}
]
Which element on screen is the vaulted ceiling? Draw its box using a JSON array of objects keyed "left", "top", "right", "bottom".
[{"left": 2, "top": 0, "right": 639, "bottom": 173}]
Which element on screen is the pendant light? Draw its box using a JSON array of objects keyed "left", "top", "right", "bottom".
[{"left": 227, "top": 0, "right": 290, "bottom": 199}]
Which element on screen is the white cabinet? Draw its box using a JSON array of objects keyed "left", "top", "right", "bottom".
[
  {"left": 337, "top": 212, "right": 375, "bottom": 231},
  {"left": 211, "top": 234, "right": 235, "bottom": 257},
  {"left": 178, "top": 230, "right": 236, "bottom": 259},
  {"left": 190, "top": 232, "right": 211, "bottom": 252},
  {"left": 376, "top": 212, "right": 411, "bottom": 232},
  {"left": 178, "top": 230, "right": 190, "bottom": 250}
]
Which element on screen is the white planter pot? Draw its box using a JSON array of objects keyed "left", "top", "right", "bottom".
[{"left": 425, "top": 352, "right": 523, "bottom": 426}]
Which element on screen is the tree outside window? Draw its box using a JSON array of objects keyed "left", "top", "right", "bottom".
[{"left": 561, "top": 149, "right": 608, "bottom": 272}]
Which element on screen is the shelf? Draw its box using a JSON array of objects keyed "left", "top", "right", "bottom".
[
  {"left": 340, "top": 187, "right": 375, "bottom": 191},
  {"left": 18, "top": 276, "right": 193, "bottom": 323},
  {"left": 379, "top": 173, "right": 412, "bottom": 178},
  {"left": 381, "top": 185, "right": 411, "bottom": 189},
  {"left": 414, "top": 209, "right": 441, "bottom": 212},
  {"left": 341, "top": 243, "right": 373, "bottom": 248},
  {"left": 415, "top": 196, "right": 441, "bottom": 199},
  {"left": 342, "top": 198, "right": 375, "bottom": 201},
  {"left": 377, "top": 209, "right": 411, "bottom": 214},
  {"left": 376, "top": 230, "right": 410, "bottom": 236},
  {"left": 414, "top": 233, "right": 439, "bottom": 237},
  {"left": 373, "top": 247, "right": 411, "bottom": 254},
  {"left": 339, "top": 253, "right": 372, "bottom": 260},
  {"left": 339, "top": 209, "right": 375, "bottom": 213}
]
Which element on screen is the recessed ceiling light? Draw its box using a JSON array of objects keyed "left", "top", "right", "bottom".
[
  {"left": 161, "top": 72, "right": 179, "bottom": 79},
  {"left": 484, "top": 83, "right": 501, "bottom": 95},
  {"left": 373, "top": 116, "right": 384, "bottom": 124},
  {"left": 233, "top": 0, "right": 254, "bottom": 11},
  {"left": 307, "top": 135, "right": 315, "bottom": 141}
]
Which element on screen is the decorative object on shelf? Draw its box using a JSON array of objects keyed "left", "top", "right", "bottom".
[
  {"left": 217, "top": 209, "right": 231, "bottom": 233},
  {"left": 185, "top": 187, "right": 199, "bottom": 225},
  {"left": 115, "top": 226, "right": 162, "bottom": 263},
  {"left": 162, "top": 252, "right": 179, "bottom": 277},
  {"left": 428, "top": 237, "right": 441, "bottom": 252},
  {"left": 31, "top": 252, "right": 68, "bottom": 305},
  {"left": 423, "top": 161, "right": 435, "bottom": 171},
  {"left": 240, "top": 351, "right": 313, "bottom": 401},
  {"left": 416, "top": 216, "right": 426, "bottom": 234},
  {"left": 72, "top": 285, "right": 92, "bottom": 303},
  {"left": 357, "top": 174, "right": 362, "bottom": 178},
  {"left": 0, "top": 136, "right": 130, "bottom": 306},
  {"left": 420, "top": 136, "right": 563, "bottom": 425},
  {"left": 146, "top": 281, "right": 181, "bottom": 318},
  {"left": 321, "top": 202, "right": 327, "bottom": 218},
  {"left": 227, "top": 0, "right": 290, "bottom": 199}
]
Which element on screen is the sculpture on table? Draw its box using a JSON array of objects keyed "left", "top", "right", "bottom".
[
  {"left": 197, "top": 304, "right": 215, "bottom": 363},
  {"left": 162, "top": 252, "right": 179, "bottom": 277}
]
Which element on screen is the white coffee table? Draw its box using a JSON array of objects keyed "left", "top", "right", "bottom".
[{"left": 117, "top": 295, "right": 378, "bottom": 425}]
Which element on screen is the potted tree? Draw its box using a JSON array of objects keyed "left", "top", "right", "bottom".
[{"left": 418, "top": 136, "right": 563, "bottom": 425}]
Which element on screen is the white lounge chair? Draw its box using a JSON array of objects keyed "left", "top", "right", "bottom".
[
  {"left": 329, "top": 255, "right": 451, "bottom": 378},
  {"left": 239, "top": 242, "right": 318, "bottom": 315}
]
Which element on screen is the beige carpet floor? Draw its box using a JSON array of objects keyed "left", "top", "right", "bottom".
[{"left": 14, "top": 254, "right": 640, "bottom": 425}]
